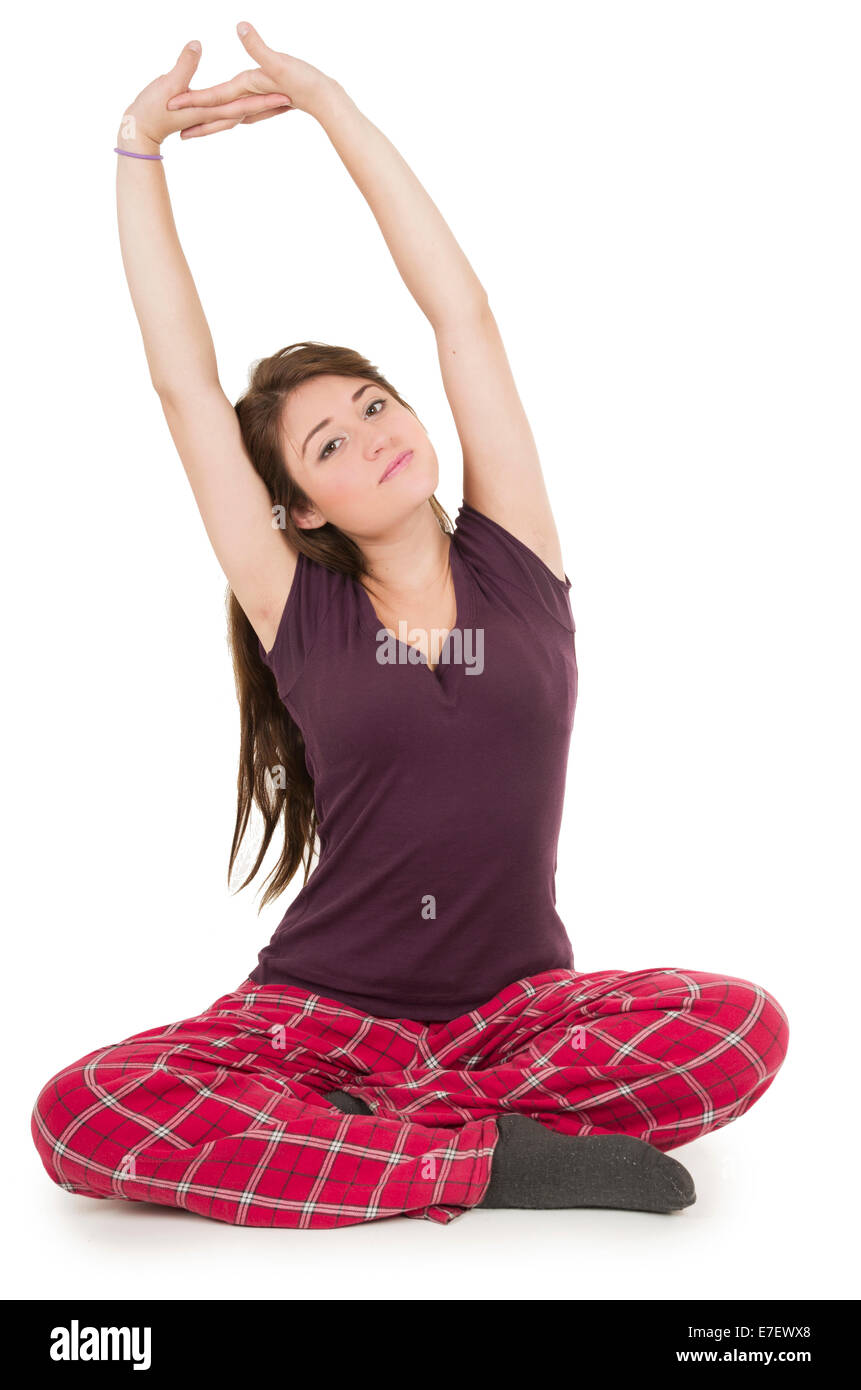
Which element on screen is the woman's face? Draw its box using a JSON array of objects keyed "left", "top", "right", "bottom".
[{"left": 280, "top": 374, "right": 439, "bottom": 538}]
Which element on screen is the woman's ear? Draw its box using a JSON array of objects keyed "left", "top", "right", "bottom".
[{"left": 291, "top": 500, "right": 327, "bottom": 530}]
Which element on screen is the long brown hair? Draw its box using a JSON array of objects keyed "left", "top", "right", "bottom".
[{"left": 227, "top": 341, "right": 453, "bottom": 908}]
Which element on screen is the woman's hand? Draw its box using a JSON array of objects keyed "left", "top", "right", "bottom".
[
  {"left": 165, "top": 21, "right": 335, "bottom": 135},
  {"left": 118, "top": 38, "right": 295, "bottom": 150}
]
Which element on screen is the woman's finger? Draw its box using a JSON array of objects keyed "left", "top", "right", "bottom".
[
  {"left": 237, "top": 105, "right": 292, "bottom": 126},
  {"left": 168, "top": 71, "right": 278, "bottom": 109},
  {"left": 170, "top": 39, "right": 203, "bottom": 91},
  {"left": 180, "top": 117, "right": 241, "bottom": 140},
  {"left": 186, "top": 106, "right": 292, "bottom": 136},
  {"left": 178, "top": 91, "right": 292, "bottom": 138},
  {"left": 218, "top": 93, "right": 291, "bottom": 117},
  {"left": 175, "top": 93, "right": 291, "bottom": 129},
  {"left": 236, "top": 22, "right": 277, "bottom": 71}
]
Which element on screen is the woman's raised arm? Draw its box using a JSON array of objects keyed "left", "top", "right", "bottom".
[
  {"left": 167, "top": 25, "right": 568, "bottom": 579},
  {"left": 310, "top": 79, "right": 567, "bottom": 580},
  {"left": 171, "top": 24, "right": 566, "bottom": 578},
  {"left": 115, "top": 40, "right": 298, "bottom": 650}
]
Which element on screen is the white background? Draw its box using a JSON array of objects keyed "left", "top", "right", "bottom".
[{"left": 3, "top": 0, "right": 858, "bottom": 1301}]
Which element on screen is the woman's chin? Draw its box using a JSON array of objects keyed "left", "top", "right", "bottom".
[{"left": 407, "top": 462, "right": 440, "bottom": 503}]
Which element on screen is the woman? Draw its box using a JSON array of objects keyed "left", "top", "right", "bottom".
[{"left": 31, "top": 24, "right": 789, "bottom": 1229}]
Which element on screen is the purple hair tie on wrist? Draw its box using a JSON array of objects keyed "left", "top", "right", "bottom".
[{"left": 114, "top": 146, "right": 164, "bottom": 160}]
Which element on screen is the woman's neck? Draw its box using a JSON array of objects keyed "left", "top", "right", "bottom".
[{"left": 358, "top": 505, "right": 452, "bottom": 609}]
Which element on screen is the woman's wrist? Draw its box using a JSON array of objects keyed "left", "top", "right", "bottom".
[
  {"left": 305, "top": 76, "right": 350, "bottom": 126},
  {"left": 116, "top": 113, "right": 162, "bottom": 157}
]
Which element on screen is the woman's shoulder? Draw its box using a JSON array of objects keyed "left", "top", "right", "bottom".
[{"left": 452, "top": 500, "right": 575, "bottom": 632}]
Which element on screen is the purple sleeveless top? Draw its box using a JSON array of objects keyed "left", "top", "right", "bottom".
[{"left": 248, "top": 501, "right": 578, "bottom": 1020}]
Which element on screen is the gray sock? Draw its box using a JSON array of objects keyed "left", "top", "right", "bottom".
[
  {"left": 478, "top": 1114, "right": 696, "bottom": 1213},
  {"left": 323, "top": 1088, "right": 374, "bottom": 1116}
]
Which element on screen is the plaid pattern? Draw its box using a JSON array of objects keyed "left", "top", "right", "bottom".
[{"left": 31, "top": 965, "right": 789, "bottom": 1228}]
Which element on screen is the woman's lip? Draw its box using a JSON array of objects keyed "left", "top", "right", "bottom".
[{"left": 379, "top": 450, "right": 413, "bottom": 483}]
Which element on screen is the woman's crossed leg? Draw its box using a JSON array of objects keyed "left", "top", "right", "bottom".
[{"left": 31, "top": 965, "right": 789, "bottom": 1228}]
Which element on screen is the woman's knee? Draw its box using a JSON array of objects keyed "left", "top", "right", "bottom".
[
  {"left": 721, "top": 974, "right": 791, "bottom": 1074},
  {"left": 30, "top": 1037, "right": 134, "bottom": 1193},
  {"left": 31, "top": 1055, "right": 95, "bottom": 1188}
]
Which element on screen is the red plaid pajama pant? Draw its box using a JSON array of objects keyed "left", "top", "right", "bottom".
[{"left": 31, "top": 965, "right": 789, "bottom": 1228}]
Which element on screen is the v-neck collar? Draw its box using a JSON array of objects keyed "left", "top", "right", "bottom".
[{"left": 355, "top": 533, "right": 475, "bottom": 693}]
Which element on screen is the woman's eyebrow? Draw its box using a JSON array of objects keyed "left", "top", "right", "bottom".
[{"left": 302, "top": 383, "right": 377, "bottom": 458}]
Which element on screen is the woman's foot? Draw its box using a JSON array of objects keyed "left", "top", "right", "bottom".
[
  {"left": 477, "top": 1114, "right": 696, "bottom": 1213},
  {"left": 323, "top": 1088, "right": 374, "bottom": 1116}
]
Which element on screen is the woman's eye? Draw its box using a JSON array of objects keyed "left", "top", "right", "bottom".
[{"left": 319, "top": 399, "right": 386, "bottom": 459}]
